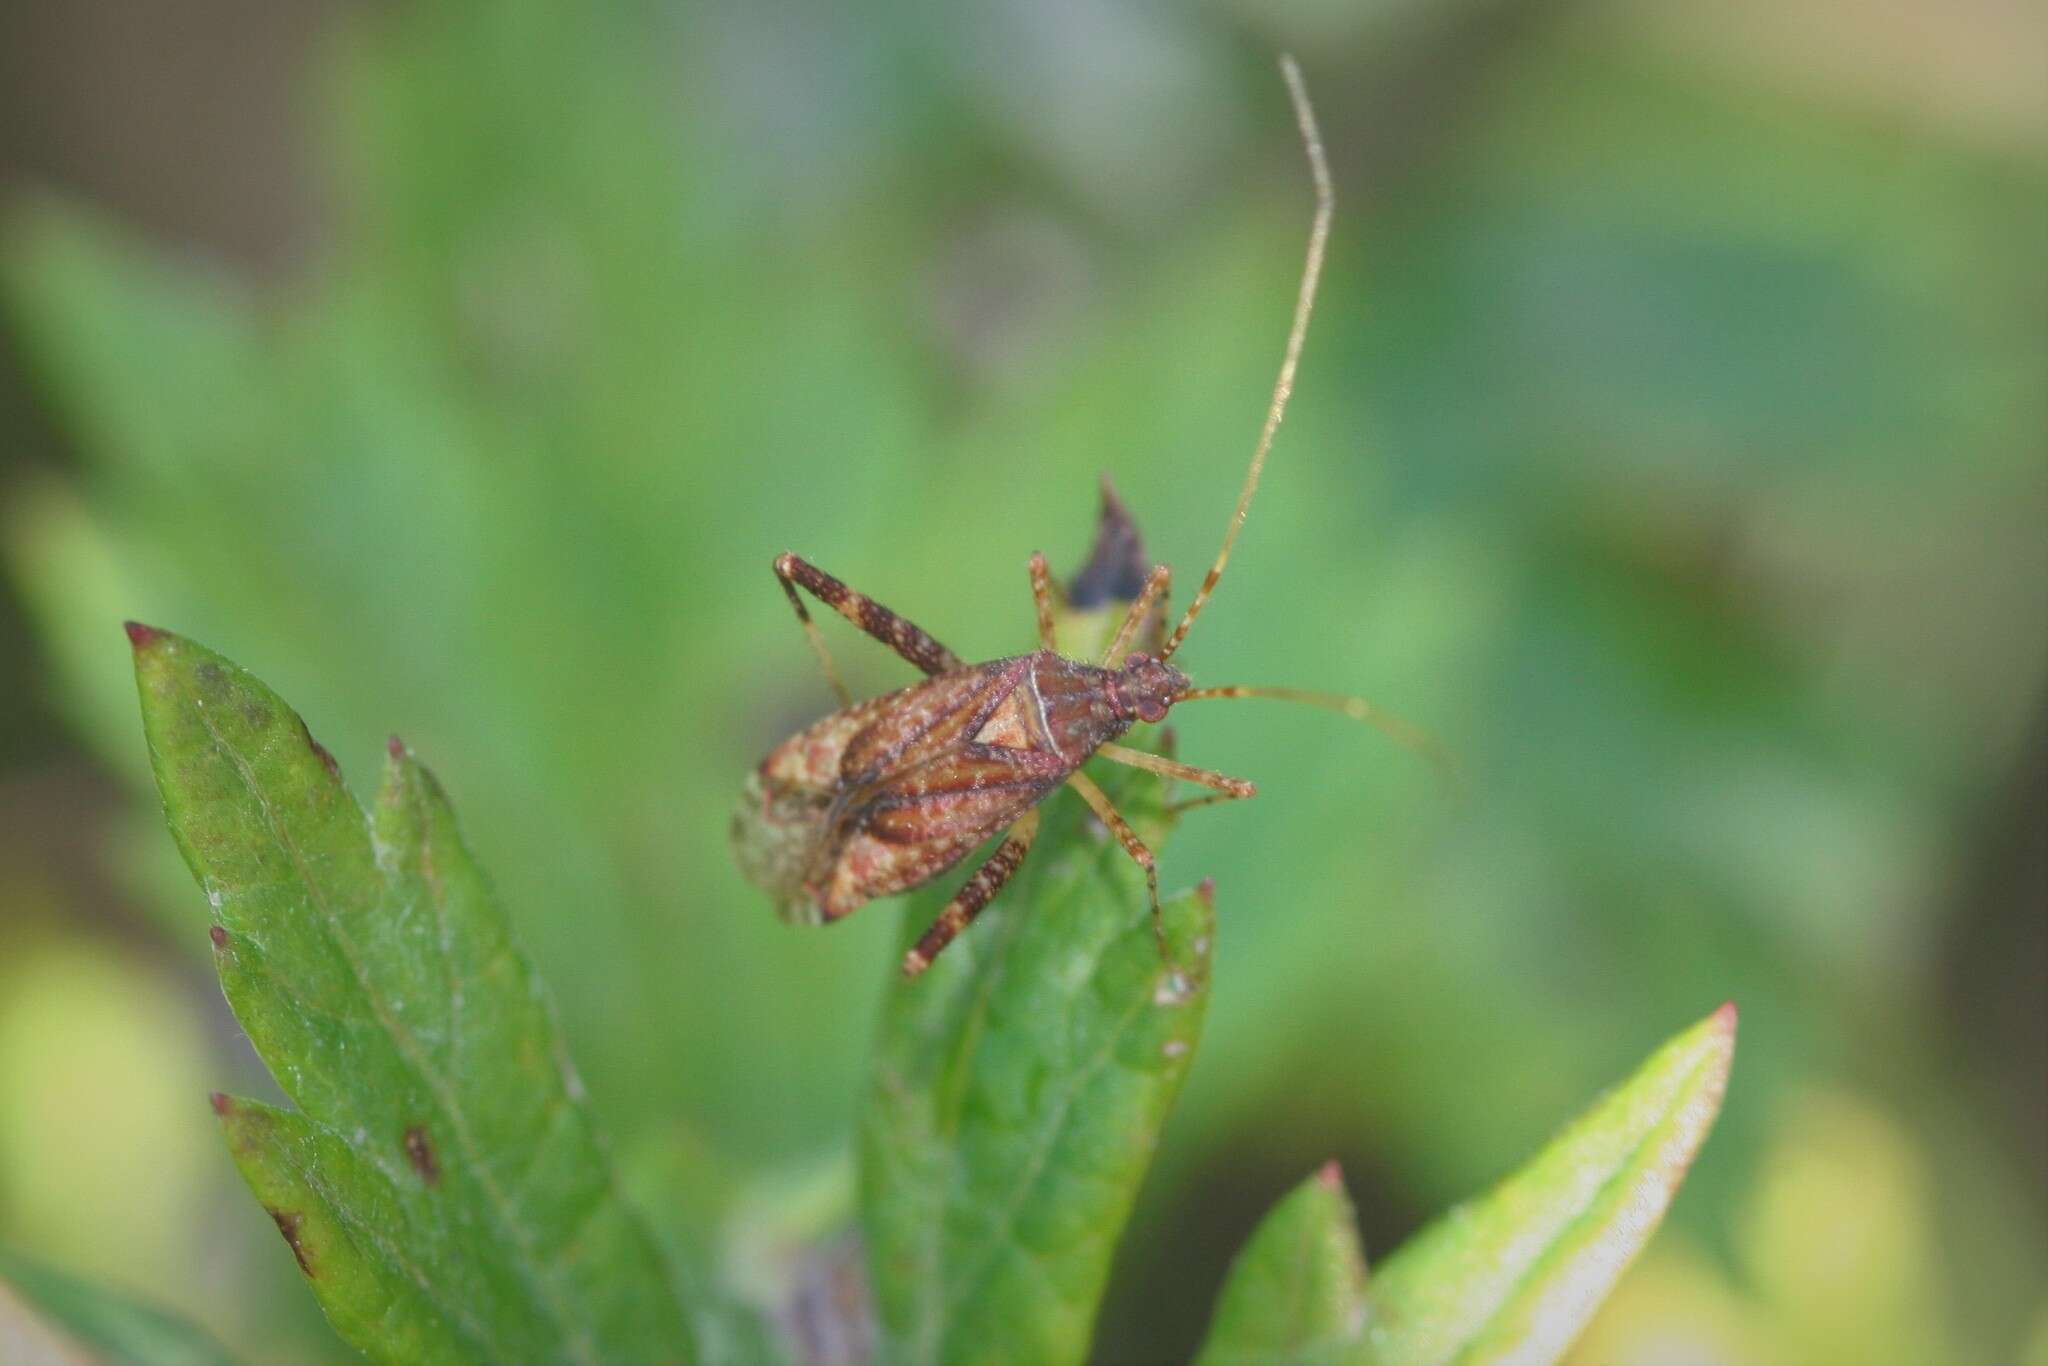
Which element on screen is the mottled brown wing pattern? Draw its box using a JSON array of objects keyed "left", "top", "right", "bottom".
[
  {"left": 817, "top": 743, "right": 1068, "bottom": 917},
  {"left": 733, "top": 694, "right": 896, "bottom": 924},
  {"left": 733, "top": 656, "right": 1072, "bottom": 924},
  {"left": 836, "top": 657, "right": 1030, "bottom": 783}
]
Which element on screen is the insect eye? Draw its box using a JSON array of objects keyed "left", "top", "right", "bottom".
[
  {"left": 1124, "top": 651, "right": 1152, "bottom": 670},
  {"left": 1135, "top": 696, "right": 1168, "bottom": 724}
]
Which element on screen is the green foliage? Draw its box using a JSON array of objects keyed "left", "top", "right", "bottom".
[
  {"left": 0, "top": 1245, "right": 239, "bottom": 1366},
  {"left": 6, "top": 2, "right": 2043, "bottom": 1360},
  {"left": 860, "top": 766, "right": 1211, "bottom": 1364},
  {"left": 114, "top": 627, "right": 1730, "bottom": 1363},
  {"left": 128, "top": 627, "right": 691, "bottom": 1364},
  {"left": 1363, "top": 1005, "right": 1736, "bottom": 1364},
  {"left": 1197, "top": 1164, "right": 1369, "bottom": 1366},
  {"left": 1194, "top": 1007, "right": 1733, "bottom": 1366}
]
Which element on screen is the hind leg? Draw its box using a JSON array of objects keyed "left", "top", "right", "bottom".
[
  {"left": 1095, "top": 743, "right": 1256, "bottom": 814},
  {"left": 902, "top": 810, "right": 1040, "bottom": 977},
  {"left": 774, "top": 553, "right": 965, "bottom": 704}
]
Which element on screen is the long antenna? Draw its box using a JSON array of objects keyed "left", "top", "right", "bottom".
[
  {"left": 1177, "top": 685, "right": 1463, "bottom": 791},
  {"left": 1160, "top": 54, "right": 1332, "bottom": 661}
]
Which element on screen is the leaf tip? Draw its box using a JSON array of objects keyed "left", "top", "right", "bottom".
[
  {"left": 123, "top": 619, "right": 166, "bottom": 649},
  {"left": 1698, "top": 1001, "right": 1738, "bottom": 1105},
  {"left": 1196, "top": 876, "right": 1216, "bottom": 908},
  {"left": 387, "top": 733, "right": 406, "bottom": 759},
  {"left": 1687, "top": 1002, "right": 1738, "bottom": 1091},
  {"left": 1316, "top": 1158, "right": 1345, "bottom": 1190},
  {"left": 208, "top": 1091, "right": 233, "bottom": 1117}
]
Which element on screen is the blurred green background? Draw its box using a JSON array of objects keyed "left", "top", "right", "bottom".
[{"left": 2, "top": 0, "right": 2044, "bottom": 1361}]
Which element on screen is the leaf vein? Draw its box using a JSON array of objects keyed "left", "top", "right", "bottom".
[{"left": 193, "top": 698, "right": 600, "bottom": 1365}]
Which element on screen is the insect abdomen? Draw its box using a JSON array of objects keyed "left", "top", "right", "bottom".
[{"left": 732, "top": 700, "right": 887, "bottom": 924}]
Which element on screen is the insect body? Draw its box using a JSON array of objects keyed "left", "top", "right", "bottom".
[
  {"left": 733, "top": 59, "right": 1443, "bottom": 977},
  {"left": 736, "top": 607, "right": 1196, "bottom": 972}
]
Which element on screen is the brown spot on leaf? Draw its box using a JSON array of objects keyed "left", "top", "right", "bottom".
[
  {"left": 123, "top": 620, "right": 165, "bottom": 648},
  {"left": 209, "top": 925, "right": 227, "bottom": 949},
  {"left": 268, "top": 1208, "right": 314, "bottom": 1276},
  {"left": 195, "top": 662, "right": 226, "bottom": 690},
  {"left": 404, "top": 1124, "right": 441, "bottom": 1184}
]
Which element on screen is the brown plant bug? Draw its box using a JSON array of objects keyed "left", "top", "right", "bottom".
[{"left": 732, "top": 57, "right": 1449, "bottom": 979}]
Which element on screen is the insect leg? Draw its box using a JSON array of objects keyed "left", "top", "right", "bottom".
[
  {"left": 1065, "top": 769, "right": 1172, "bottom": 962},
  {"left": 902, "top": 809, "right": 1040, "bottom": 978},
  {"left": 1150, "top": 572, "right": 1173, "bottom": 655},
  {"left": 1095, "top": 742, "right": 1256, "bottom": 814},
  {"left": 775, "top": 560, "right": 853, "bottom": 706},
  {"left": 1165, "top": 789, "right": 1252, "bottom": 816},
  {"left": 775, "top": 553, "right": 965, "bottom": 679},
  {"left": 1100, "top": 564, "right": 1172, "bottom": 667},
  {"left": 1029, "top": 552, "right": 1059, "bottom": 652}
]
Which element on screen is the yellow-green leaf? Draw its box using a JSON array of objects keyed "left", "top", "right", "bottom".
[
  {"left": 1366, "top": 1004, "right": 1736, "bottom": 1366},
  {"left": 1196, "top": 1162, "right": 1373, "bottom": 1366}
]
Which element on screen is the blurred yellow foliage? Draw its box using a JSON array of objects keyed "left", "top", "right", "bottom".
[
  {"left": 1566, "top": 1237, "right": 1768, "bottom": 1366},
  {"left": 1739, "top": 1091, "right": 1954, "bottom": 1365},
  {"left": 0, "top": 937, "right": 211, "bottom": 1294},
  {"left": 1572, "top": 1088, "right": 1963, "bottom": 1366}
]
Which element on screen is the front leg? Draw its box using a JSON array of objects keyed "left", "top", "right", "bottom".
[
  {"left": 1095, "top": 742, "right": 1256, "bottom": 814},
  {"left": 1029, "top": 552, "right": 1059, "bottom": 652},
  {"left": 1065, "top": 769, "right": 1171, "bottom": 964},
  {"left": 902, "top": 809, "right": 1040, "bottom": 977},
  {"left": 1101, "top": 564, "right": 1172, "bottom": 667}
]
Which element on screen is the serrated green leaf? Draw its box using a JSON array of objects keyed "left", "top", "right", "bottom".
[
  {"left": 128, "top": 626, "right": 691, "bottom": 1364},
  {"left": 0, "top": 1245, "right": 239, "bottom": 1366},
  {"left": 1196, "top": 1163, "right": 1372, "bottom": 1366},
  {"left": 1366, "top": 1004, "right": 1737, "bottom": 1366},
  {"left": 209, "top": 1098, "right": 474, "bottom": 1361},
  {"left": 858, "top": 757, "right": 1213, "bottom": 1366}
]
